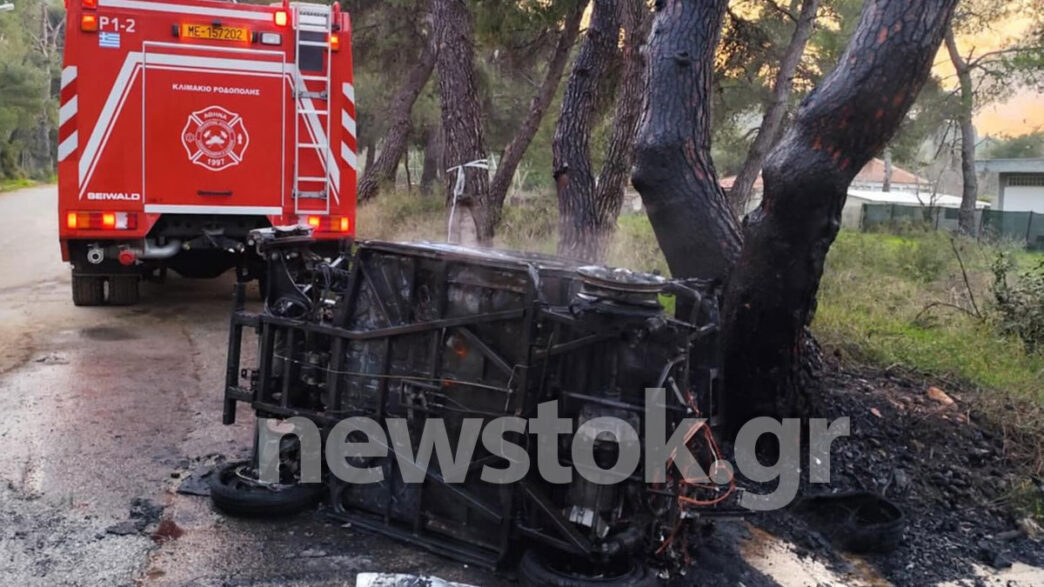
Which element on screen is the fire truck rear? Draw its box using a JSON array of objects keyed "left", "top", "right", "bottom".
[{"left": 59, "top": 0, "right": 358, "bottom": 305}]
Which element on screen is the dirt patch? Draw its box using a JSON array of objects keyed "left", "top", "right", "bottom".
[{"left": 756, "top": 365, "right": 1044, "bottom": 585}]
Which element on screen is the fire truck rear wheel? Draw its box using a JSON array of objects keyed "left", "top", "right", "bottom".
[
  {"left": 108, "top": 276, "right": 140, "bottom": 306},
  {"left": 71, "top": 275, "right": 105, "bottom": 307}
]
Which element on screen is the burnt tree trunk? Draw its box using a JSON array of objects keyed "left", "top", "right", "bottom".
[
  {"left": 579, "top": 0, "right": 654, "bottom": 263},
  {"left": 489, "top": 2, "right": 585, "bottom": 214},
  {"left": 554, "top": 0, "right": 622, "bottom": 260},
  {"left": 420, "top": 123, "right": 442, "bottom": 196},
  {"left": 432, "top": 0, "right": 491, "bottom": 244},
  {"left": 720, "top": 0, "right": 958, "bottom": 432},
  {"left": 945, "top": 28, "right": 979, "bottom": 235},
  {"left": 357, "top": 43, "right": 437, "bottom": 203},
  {"left": 728, "top": 0, "right": 819, "bottom": 216},
  {"left": 631, "top": 0, "right": 741, "bottom": 283}
]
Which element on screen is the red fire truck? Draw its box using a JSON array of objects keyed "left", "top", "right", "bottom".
[{"left": 58, "top": 0, "right": 358, "bottom": 305}]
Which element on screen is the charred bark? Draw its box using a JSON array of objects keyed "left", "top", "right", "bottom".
[
  {"left": 631, "top": 0, "right": 741, "bottom": 283},
  {"left": 945, "top": 28, "right": 979, "bottom": 235},
  {"left": 432, "top": 0, "right": 491, "bottom": 244},
  {"left": 554, "top": 0, "right": 622, "bottom": 260},
  {"left": 489, "top": 2, "right": 585, "bottom": 214},
  {"left": 728, "top": 0, "right": 819, "bottom": 216},
  {"left": 720, "top": 0, "right": 958, "bottom": 433},
  {"left": 357, "top": 43, "right": 437, "bottom": 203}
]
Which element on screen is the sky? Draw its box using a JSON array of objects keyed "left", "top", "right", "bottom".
[
  {"left": 976, "top": 92, "right": 1044, "bottom": 136},
  {"left": 934, "top": 14, "right": 1042, "bottom": 138}
]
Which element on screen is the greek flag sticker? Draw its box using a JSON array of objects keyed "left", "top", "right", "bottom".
[{"left": 99, "top": 32, "right": 120, "bottom": 49}]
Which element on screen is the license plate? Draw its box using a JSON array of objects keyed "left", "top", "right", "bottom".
[{"left": 181, "top": 24, "right": 250, "bottom": 43}]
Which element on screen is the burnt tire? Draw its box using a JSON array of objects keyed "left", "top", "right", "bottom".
[
  {"left": 209, "top": 461, "right": 323, "bottom": 518},
  {"left": 794, "top": 492, "right": 905, "bottom": 554},
  {"left": 519, "top": 550, "right": 660, "bottom": 587},
  {"left": 71, "top": 275, "right": 105, "bottom": 306},
  {"left": 108, "top": 276, "right": 140, "bottom": 306}
]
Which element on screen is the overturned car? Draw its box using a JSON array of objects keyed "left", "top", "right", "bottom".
[{"left": 216, "top": 227, "right": 736, "bottom": 584}]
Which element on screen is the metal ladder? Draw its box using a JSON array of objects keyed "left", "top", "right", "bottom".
[{"left": 292, "top": 2, "right": 334, "bottom": 215}]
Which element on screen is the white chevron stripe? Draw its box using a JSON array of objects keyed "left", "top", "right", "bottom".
[
  {"left": 58, "top": 131, "right": 78, "bottom": 162},
  {"left": 342, "top": 82, "right": 354, "bottom": 103},
  {"left": 341, "top": 142, "right": 357, "bottom": 170},
  {"left": 80, "top": 52, "right": 287, "bottom": 198},
  {"left": 79, "top": 53, "right": 141, "bottom": 196},
  {"left": 341, "top": 110, "right": 356, "bottom": 139},
  {"left": 59, "top": 96, "right": 77, "bottom": 127},
  {"left": 61, "top": 66, "right": 77, "bottom": 89}
]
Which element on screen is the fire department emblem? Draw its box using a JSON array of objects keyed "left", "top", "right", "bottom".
[{"left": 181, "top": 106, "right": 249, "bottom": 171}]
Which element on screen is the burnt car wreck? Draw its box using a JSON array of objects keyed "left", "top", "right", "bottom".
[{"left": 217, "top": 227, "right": 738, "bottom": 584}]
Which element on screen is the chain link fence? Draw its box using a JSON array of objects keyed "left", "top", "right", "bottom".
[{"left": 861, "top": 204, "right": 1044, "bottom": 250}]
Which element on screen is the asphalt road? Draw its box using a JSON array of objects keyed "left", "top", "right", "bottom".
[{"left": 0, "top": 185, "right": 504, "bottom": 586}]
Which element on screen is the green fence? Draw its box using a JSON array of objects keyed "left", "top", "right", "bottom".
[{"left": 861, "top": 204, "right": 1044, "bottom": 250}]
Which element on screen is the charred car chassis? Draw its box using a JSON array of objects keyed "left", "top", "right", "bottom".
[{"left": 219, "top": 227, "right": 731, "bottom": 584}]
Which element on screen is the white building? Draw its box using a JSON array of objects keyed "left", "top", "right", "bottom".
[
  {"left": 975, "top": 158, "right": 1044, "bottom": 213},
  {"left": 722, "top": 158, "right": 935, "bottom": 214}
]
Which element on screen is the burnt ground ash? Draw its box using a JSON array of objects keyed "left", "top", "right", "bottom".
[{"left": 754, "top": 365, "right": 1044, "bottom": 585}]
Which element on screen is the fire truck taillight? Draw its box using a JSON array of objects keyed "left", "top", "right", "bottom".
[
  {"left": 82, "top": 0, "right": 97, "bottom": 9},
  {"left": 329, "top": 34, "right": 340, "bottom": 51},
  {"left": 303, "top": 216, "right": 351, "bottom": 233},
  {"left": 67, "top": 212, "right": 137, "bottom": 231},
  {"left": 273, "top": 10, "right": 288, "bottom": 27},
  {"left": 81, "top": 14, "right": 99, "bottom": 32}
]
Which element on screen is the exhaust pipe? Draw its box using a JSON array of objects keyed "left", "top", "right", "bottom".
[
  {"left": 117, "top": 239, "right": 183, "bottom": 265},
  {"left": 139, "top": 239, "right": 182, "bottom": 259}
]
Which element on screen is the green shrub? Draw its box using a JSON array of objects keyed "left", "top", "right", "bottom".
[{"left": 991, "top": 253, "right": 1044, "bottom": 351}]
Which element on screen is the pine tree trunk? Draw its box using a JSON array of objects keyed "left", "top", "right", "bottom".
[
  {"left": 489, "top": 1, "right": 585, "bottom": 215},
  {"left": 719, "top": 0, "right": 958, "bottom": 433},
  {"left": 363, "top": 137, "right": 377, "bottom": 173},
  {"left": 357, "top": 44, "right": 436, "bottom": 203},
  {"left": 728, "top": 0, "right": 819, "bottom": 216},
  {"left": 554, "top": 0, "right": 622, "bottom": 261},
  {"left": 584, "top": 0, "right": 652, "bottom": 262},
  {"left": 420, "top": 124, "right": 442, "bottom": 196},
  {"left": 631, "top": 0, "right": 741, "bottom": 283},
  {"left": 432, "top": 0, "right": 492, "bottom": 244},
  {"left": 945, "top": 28, "right": 979, "bottom": 235}
]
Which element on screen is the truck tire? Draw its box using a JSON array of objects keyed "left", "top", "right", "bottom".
[
  {"left": 108, "top": 276, "right": 140, "bottom": 306},
  {"left": 71, "top": 275, "right": 105, "bottom": 306},
  {"left": 519, "top": 550, "right": 660, "bottom": 586},
  {"left": 209, "top": 461, "right": 323, "bottom": 518}
]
